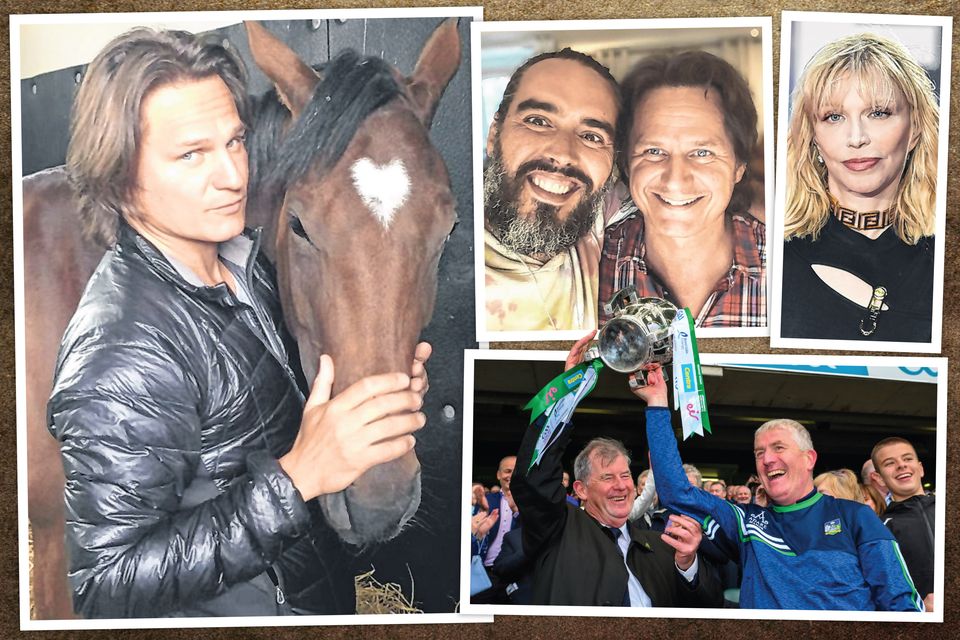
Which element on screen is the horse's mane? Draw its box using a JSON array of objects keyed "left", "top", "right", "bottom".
[
  {"left": 248, "top": 50, "right": 402, "bottom": 194},
  {"left": 246, "top": 88, "right": 291, "bottom": 198}
]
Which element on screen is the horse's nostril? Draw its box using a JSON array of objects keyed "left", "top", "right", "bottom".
[
  {"left": 319, "top": 490, "right": 352, "bottom": 533},
  {"left": 319, "top": 465, "right": 422, "bottom": 546}
]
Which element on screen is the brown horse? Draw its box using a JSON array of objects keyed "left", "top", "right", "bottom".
[
  {"left": 244, "top": 21, "right": 460, "bottom": 545},
  {"left": 23, "top": 166, "right": 105, "bottom": 619},
  {"left": 22, "top": 19, "right": 461, "bottom": 618}
]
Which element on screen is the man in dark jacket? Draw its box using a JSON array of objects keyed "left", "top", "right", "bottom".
[
  {"left": 48, "top": 28, "right": 428, "bottom": 618},
  {"left": 492, "top": 527, "right": 534, "bottom": 605},
  {"left": 511, "top": 394, "right": 722, "bottom": 606},
  {"left": 872, "top": 437, "right": 936, "bottom": 611}
]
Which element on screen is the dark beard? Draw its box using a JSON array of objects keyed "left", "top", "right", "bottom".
[{"left": 484, "top": 149, "right": 608, "bottom": 261}]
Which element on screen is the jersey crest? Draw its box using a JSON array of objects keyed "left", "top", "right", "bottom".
[{"left": 823, "top": 518, "right": 842, "bottom": 536}]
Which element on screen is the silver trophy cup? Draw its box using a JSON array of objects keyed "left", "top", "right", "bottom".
[{"left": 585, "top": 287, "right": 678, "bottom": 386}]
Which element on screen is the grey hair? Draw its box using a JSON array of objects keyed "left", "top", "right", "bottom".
[
  {"left": 755, "top": 419, "right": 814, "bottom": 451},
  {"left": 682, "top": 463, "right": 703, "bottom": 486},
  {"left": 574, "top": 437, "right": 631, "bottom": 482}
]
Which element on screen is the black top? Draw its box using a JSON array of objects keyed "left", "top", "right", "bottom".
[
  {"left": 48, "top": 221, "right": 356, "bottom": 617},
  {"left": 781, "top": 215, "right": 935, "bottom": 342},
  {"left": 883, "top": 493, "right": 936, "bottom": 599}
]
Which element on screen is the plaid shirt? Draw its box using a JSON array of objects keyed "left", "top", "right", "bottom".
[{"left": 599, "top": 199, "right": 766, "bottom": 327}]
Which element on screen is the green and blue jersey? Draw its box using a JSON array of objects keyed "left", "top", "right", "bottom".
[{"left": 646, "top": 407, "right": 922, "bottom": 611}]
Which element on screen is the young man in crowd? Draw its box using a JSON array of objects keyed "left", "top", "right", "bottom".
[{"left": 872, "top": 437, "right": 936, "bottom": 611}]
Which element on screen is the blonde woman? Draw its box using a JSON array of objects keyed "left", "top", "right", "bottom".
[
  {"left": 814, "top": 469, "right": 864, "bottom": 502},
  {"left": 782, "top": 33, "right": 938, "bottom": 341}
]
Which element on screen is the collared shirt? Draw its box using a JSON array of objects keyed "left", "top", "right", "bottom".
[
  {"left": 484, "top": 503, "right": 515, "bottom": 567},
  {"left": 159, "top": 234, "right": 289, "bottom": 366},
  {"left": 598, "top": 196, "right": 766, "bottom": 327},
  {"left": 610, "top": 523, "right": 652, "bottom": 607}
]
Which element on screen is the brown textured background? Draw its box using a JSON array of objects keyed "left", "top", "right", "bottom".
[{"left": 1, "top": 0, "right": 956, "bottom": 637}]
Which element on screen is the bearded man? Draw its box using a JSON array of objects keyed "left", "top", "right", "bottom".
[{"left": 483, "top": 48, "right": 619, "bottom": 333}]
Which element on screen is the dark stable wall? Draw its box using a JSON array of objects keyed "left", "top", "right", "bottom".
[{"left": 3, "top": 0, "right": 959, "bottom": 639}]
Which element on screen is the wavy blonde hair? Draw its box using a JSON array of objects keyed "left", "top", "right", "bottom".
[
  {"left": 814, "top": 469, "right": 864, "bottom": 502},
  {"left": 784, "top": 33, "right": 939, "bottom": 244}
]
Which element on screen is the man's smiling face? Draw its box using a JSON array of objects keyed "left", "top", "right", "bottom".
[
  {"left": 754, "top": 426, "right": 817, "bottom": 506},
  {"left": 626, "top": 85, "right": 744, "bottom": 240},
  {"left": 484, "top": 57, "right": 617, "bottom": 259},
  {"left": 497, "top": 455, "right": 516, "bottom": 494},
  {"left": 874, "top": 442, "right": 925, "bottom": 501},
  {"left": 575, "top": 450, "right": 635, "bottom": 528}
]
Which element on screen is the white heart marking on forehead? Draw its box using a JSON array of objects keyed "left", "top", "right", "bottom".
[{"left": 350, "top": 157, "right": 410, "bottom": 229}]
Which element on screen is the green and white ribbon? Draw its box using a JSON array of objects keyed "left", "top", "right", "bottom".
[
  {"left": 671, "top": 308, "right": 711, "bottom": 440},
  {"left": 524, "top": 359, "right": 604, "bottom": 470}
]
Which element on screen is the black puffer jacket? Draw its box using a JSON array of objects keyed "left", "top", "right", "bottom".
[{"left": 48, "top": 222, "right": 355, "bottom": 618}]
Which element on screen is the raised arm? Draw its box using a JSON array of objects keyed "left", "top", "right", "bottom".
[
  {"left": 635, "top": 366, "right": 742, "bottom": 542},
  {"left": 510, "top": 411, "right": 572, "bottom": 561},
  {"left": 510, "top": 333, "right": 599, "bottom": 559}
]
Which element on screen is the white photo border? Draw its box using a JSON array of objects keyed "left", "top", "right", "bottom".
[
  {"left": 770, "top": 11, "right": 952, "bottom": 353},
  {"left": 471, "top": 17, "right": 775, "bottom": 343},
  {"left": 459, "top": 348, "right": 946, "bottom": 622},
  {"left": 11, "top": 6, "right": 490, "bottom": 631}
]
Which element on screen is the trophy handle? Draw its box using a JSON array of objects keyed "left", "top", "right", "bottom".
[
  {"left": 602, "top": 285, "right": 640, "bottom": 317},
  {"left": 628, "top": 369, "right": 649, "bottom": 389},
  {"left": 627, "top": 364, "right": 666, "bottom": 389},
  {"left": 583, "top": 341, "right": 601, "bottom": 363}
]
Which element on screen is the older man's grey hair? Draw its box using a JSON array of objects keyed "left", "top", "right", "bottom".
[
  {"left": 683, "top": 463, "right": 703, "bottom": 487},
  {"left": 574, "top": 437, "right": 631, "bottom": 482},
  {"left": 754, "top": 418, "right": 814, "bottom": 451}
]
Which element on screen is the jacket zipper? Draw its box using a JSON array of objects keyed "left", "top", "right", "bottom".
[
  {"left": 234, "top": 280, "right": 304, "bottom": 403},
  {"left": 229, "top": 234, "right": 304, "bottom": 401},
  {"left": 266, "top": 566, "right": 286, "bottom": 605}
]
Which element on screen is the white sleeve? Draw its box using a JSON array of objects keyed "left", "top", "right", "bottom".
[{"left": 627, "top": 471, "right": 657, "bottom": 522}]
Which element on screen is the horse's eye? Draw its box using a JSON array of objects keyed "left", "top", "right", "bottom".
[{"left": 288, "top": 212, "right": 310, "bottom": 241}]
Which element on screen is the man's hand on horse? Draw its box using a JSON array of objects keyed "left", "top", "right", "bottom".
[
  {"left": 564, "top": 330, "right": 597, "bottom": 371},
  {"left": 629, "top": 364, "right": 669, "bottom": 408},
  {"left": 280, "top": 354, "right": 425, "bottom": 501}
]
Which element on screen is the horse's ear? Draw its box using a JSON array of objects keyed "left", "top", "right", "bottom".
[
  {"left": 407, "top": 17, "right": 461, "bottom": 128},
  {"left": 244, "top": 21, "right": 320, "bottom": 118}
]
